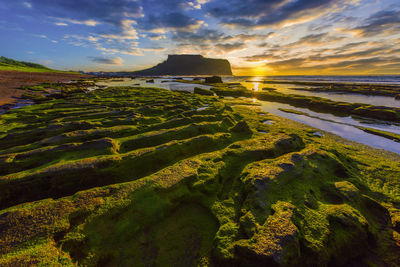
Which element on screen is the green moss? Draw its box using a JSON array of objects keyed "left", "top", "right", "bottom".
[
  {"left": 194, "top": 87, "right": 214, "bottom": 96},
  {"left": 278, "top": 108, "right": 308, "bottom": 116},
  {"left": 0, "top": 81, "right": 399, "bottom": 266},
  {"left": 357, "top": 126, "right": 400, "bottom": 142}
]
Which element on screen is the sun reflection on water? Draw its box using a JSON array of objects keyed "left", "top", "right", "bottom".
[{"left": 252, "top": 82, "right": 259, "bottom": 91}]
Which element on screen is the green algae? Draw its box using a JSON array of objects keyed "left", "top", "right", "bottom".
[
  {"left": 357, "top": 127, "right": 400, "bottom": 142},
  {"left": 262, "top": 80, "right": 400, "bottom": 97},
  {"left": 0, "top": 82, "right": 399, "bottom": 266},
  {"left": 200, "top": 83, "right": 400, "bottom": 123}
]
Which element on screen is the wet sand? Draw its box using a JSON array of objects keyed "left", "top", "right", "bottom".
[{"left": 0, "top": 70, "right": 90, "bottom": 106}]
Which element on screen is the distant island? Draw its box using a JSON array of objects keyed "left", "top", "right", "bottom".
[{"left": 133, "top": 55, "right": 232, "bottom": 76}]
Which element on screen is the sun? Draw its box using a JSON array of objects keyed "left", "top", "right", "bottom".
[{"left": 234, "top": 65, "right": 274, "bottom": 76}]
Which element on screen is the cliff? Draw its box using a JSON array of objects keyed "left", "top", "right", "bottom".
[{"left": 133, "top": 55, "right": 232, "bottom": 75}]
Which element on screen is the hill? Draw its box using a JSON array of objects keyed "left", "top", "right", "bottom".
[
  {"left": 0, "top": 56, "right": 75, "bottom": 73},
  {"left": 133, "top": 54, "right": 233, "bottom": 76}
]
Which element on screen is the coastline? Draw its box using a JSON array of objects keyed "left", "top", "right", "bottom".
[{"left": 0, "top": 70, "right": 91, "bottom": 111}]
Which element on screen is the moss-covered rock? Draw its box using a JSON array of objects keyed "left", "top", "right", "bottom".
[
  {"left": 235, "top": 202, "right": 300, "bottom": 266},
  {"left": 194, "top": 87, "right": 214, "bottom": 96},
  {"left": 0, "top": 82, "right": 399, "bottom": 266}
]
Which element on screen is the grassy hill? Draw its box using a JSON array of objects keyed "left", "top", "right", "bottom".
[{"left": 0, "top": 56, "right": 76, "bottom": 73}]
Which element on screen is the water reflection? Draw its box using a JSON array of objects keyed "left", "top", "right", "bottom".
[
  {"left": 258, "top": 100, "right": 400, "bottom": 154},
  {"left": 252, "top": 82, "right": 259, "bottom": 91},
  {"left": 94, "top": 77, "right": 400, "bottom": 154},
  {"left": 240, "top": 81, "right": 400, "bottom": 108},
  {"left": 96, "top": 77, "right": 211, "bottom": 93}
]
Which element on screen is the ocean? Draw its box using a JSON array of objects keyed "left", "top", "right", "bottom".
[{"left": 227, "top": 75, "right": 400, "bottom": 85}]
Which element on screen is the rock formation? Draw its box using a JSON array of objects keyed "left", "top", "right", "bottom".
[{"left": 133, "top": 55, "right": 232, "bottom": 76}]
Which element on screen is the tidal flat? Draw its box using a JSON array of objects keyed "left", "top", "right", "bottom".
[{"left": 0, "top": 80, "right": 400, "bottom": 266}]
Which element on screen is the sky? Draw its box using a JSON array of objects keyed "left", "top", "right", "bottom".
[{"left": 0, "top": 0, "right": 399, "bottom": 75}]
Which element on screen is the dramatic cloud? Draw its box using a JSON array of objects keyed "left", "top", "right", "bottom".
[
  {"left": 204, "top": 0, "right": 359, "bottom": 28},
  {"left": 28, "top": 0, "right": 143, "bottom": 26},
  {"left": 172, "top": 29, "right": 227, "bottom": 43},
  {"left": 348, "top": 10, "right": 400, "bottom": 37},
  {"left": 285, "top": 33, "right": 345, "bottom": 47},
  {"left": 139, "top": 12, "right": 204, "bottom": 32},
  {"left": 1, "top": 0, "right": 399, "bottom": 73},
  {"left": 247, "top": 39, "right": 400, "bottom": 74},
  {"left": 215, "top": 42, "right": 246, "bottom": 53}
]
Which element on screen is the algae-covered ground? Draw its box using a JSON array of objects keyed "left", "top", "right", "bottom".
[
  {"left": 0, "top": 83, "right": 400, "bottom": 266},
  {"left": 193, "top": 82, "right": 400, "bottom": 123}
]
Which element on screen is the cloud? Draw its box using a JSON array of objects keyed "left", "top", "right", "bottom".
[
  {"left": 347, "top": 10, "right": 400, "bottom": 37},
  {"left": 55, "top": 18, "right": 100, "bottom": 26},
  {"left": 285, "top": 33, "right": 345, "bottom": 48},
  {"left": 29, "top": 0, "right": 143, "bottom": 26},
  {"left": 204, "top": 0, "right": 360, "bottom": 28},
  {"left": 3, "top": 0, "right": 399, "bottom": 74},
  {"left": 142, "top": 47, "right": 168, "bottom": 53},
  {"left": 254, "top": 39, "right": 400, "bottom": 74},
  {"left": 32, "top": 34, "right": 47, "bottom": 38},
  {"left": 262, "top": 55, "right": 400, "bottom": 74},
  {"left": 55, "top": 22, "right": 68, "bottom": 26},
  {"left": 172, "top": 28, "right": 273, "bottom": 48},
  {"left": 185, "top": 0, "right": 209, "bottom": 10},
  {"left": 90, "top": 56, "right": 124, "bottom": 65},
  {"left": 23, "top": 1, "right": 32, "bottom": 8},
  {"left": 98, "top": 19, "right": 138, "bottom": 40},
  {"left": 172, "top": 28, "right": 226, "bottom": 43},
  {"left": 215, "top": 42, "right": 246, "bottom": 53},
  {"left": 140, "top": 12, "right": 204, "bottom": 32},
  {"left": 243, "top": 54, "right": 283, "bottom": 62}
]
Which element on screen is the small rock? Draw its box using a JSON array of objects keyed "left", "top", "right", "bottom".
[
  {"left": 313, "top": 132, "right": 323, "bottom": 137},
  {"left": 205, "top": 76, "right": 223, "bottom": 83}
]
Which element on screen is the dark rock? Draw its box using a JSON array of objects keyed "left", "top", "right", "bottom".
[
  {"left": 360, "top": 195, "right": 391, "bottom": 225},
  {"left": 146, "top": 79, "right": 154, "bottom": 83},
  {"left": 205, "top": 76, "right": 223, "bottom": 83},
  {"left": 133, "top": 55, "right": 232, "bottom": 76},
  {"left": 395, "top": 94, "right": 400, "bottom": 100},
  {"left": 193, "top": 87, "right": 214, "bottom": 96},
  {"left": 262, "top": 87, "right": 277, "bottom": 91}
]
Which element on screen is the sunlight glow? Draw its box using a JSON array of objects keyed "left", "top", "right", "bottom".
[{"left": 252, "top": 82, "right": 259, "bottom": 91}]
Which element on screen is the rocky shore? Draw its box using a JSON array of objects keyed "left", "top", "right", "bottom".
[
  {"left": 0, "top": 70, "right": 90, "bottom": 111},
  {"left": 0, "top": 80, "right": 399, "bottom": 266}
]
